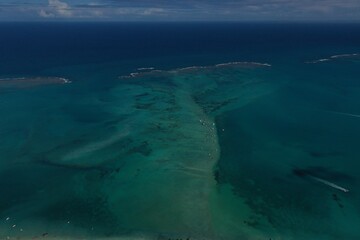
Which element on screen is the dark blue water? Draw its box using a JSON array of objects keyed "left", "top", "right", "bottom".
[{"left": 1, "top": 22, "right": 360, "bottom": 73}]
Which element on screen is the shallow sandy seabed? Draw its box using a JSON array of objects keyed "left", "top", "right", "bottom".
[{"left": 0, "top": 63, "right": 277, "bottom": 240}]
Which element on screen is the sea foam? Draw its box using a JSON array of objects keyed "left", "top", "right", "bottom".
[
  {"left": 120, "top": 61, "right": 271, "bottom": 79},
  {"left": 307, "top": 53, "right": 360, "bottom": 64},
  {"left": 0, "top": 76, "right": 71, "bottom": 88}
]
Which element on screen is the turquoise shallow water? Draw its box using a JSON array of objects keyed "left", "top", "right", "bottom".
[
  {"left": 215, "top": 57, "right": 360, "bottom": 239},
  {"left": 1, "top": 23, "right": 360, "bottom": 239}
]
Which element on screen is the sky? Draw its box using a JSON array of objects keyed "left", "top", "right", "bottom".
[{"left": 1, "top": 0, "right": 360, "bottom": 22}]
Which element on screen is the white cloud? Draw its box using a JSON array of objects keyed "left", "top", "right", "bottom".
[
  {"left": 115, "top": 7, "right": 135, "bottom": 15},
  {"left": 31, "top": 0, "right": 360, "bottom": 21},
  {"left": 39, "top": 0, "right": 72, "bottom": 18},
  {"left": 114, "top": 7, "right": 167, "bottom": 16},
  {"left": 38, "top": 9, "right": 55, "bottom": 18},
  {"left": 141, "top": 8, "right": 167, "bottom": 16},
  {"left": 91, "top": 9, "right": 103, "bottom": 17},
  {"left": 49, "top": 0, "right": 72, "bottom": 17}
]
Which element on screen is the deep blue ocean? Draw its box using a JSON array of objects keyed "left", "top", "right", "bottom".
[{"left": 1, "top": 22, "right": 360, "bottom": 239}]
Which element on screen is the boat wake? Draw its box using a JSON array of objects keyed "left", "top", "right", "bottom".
[
  {"left": 309, "top": 176, "right": 349, "bottom": 193},
  {"left": 293, "top": 168, "right": 350, "bottom": 193},
  {"left": 325, "top": 110, "right": 360, "bottom": 119}
]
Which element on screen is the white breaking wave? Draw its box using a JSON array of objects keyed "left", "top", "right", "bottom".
[
  {"left": 309, "top": 176, "right": 349, "bottom": 193},
  {"left": 307, "top": 53, "right": 360, "bottom": 64},
  {"left": 306, "top": 58, "right": 331, "bottom": 64},
  {"left": 215, "top": 61, "right": 271, "bottom": 67},
  {"left": 130, "top": 72, "right": 139, "bottom": 77},
  {"left": 176, "top": 66, "right": 208, "bottom": 71},
  {"left": 0, "top": 77, "right": 25, "bottom": 81},
  {"left": 137, "top": 67, "right": 155, "bottom": 71},
  {"left": 330, "top": 53, "right": 359, "bottom": 59},
  {"left": 120, "top": 69, "right": 165, "bottom": 79},
  {"left": 0, "top": 76, "right": 71, "bottom": 84},
  {"left": 59, "top": 77, "right": 71, "bottom": 83},
  {"left": 120, "top": 61, "right": 272, "bottom": 78}
]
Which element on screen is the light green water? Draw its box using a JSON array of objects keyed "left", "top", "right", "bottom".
[
  {"left": 2, "top": 58, "right": 360, "bottom": 240},
  {"left": 0, "top": 62, "right": 275, "bottom": 239}
]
